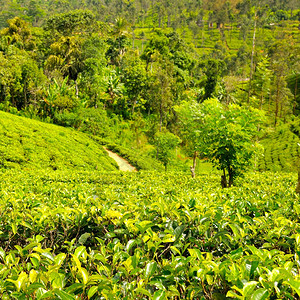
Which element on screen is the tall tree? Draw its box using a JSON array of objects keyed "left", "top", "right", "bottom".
[{"left": 268, "top": 36, "right": 297, "bottom": 125}]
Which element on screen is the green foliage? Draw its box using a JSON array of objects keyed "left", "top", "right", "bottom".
[
  {"left": 154, "top": 131, "right": 181, "bottom": 170},
  {"left": 176, "top": 98, "right": 264, "bottom": 185},
  {"left": 0, "top": 170, "right": 299, "bottom": 298},
  {"left": 0, "top": 0, "right": 299, "bottom": 178},
  {"left": 287, "top": 72, "right": 300, "bottom": 115},
  {"left": 202, "top": 59, "right": 226, "bottom": 100},
  {"left": 259, "top": 120, "right": 300, "bottom": 171},
  {"left": 121, "top": 51, "right": 147, "bottom": 115},
  {"left": 0, "top": 111, "right": 117, "bottom": 171},
  {"left": 44, "top": 10, "right": 96, "bottom": 36}
]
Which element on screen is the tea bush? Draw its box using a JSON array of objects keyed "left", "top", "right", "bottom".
[
  {"left": 0, "top": 111, "right": 118, "bottom": 171},
  {"left": 0, "top": 170, "right": 299, "bottom": 299}
]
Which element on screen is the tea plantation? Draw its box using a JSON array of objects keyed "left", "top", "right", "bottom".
[
  {"left": 0, "top": 169, "right": 299, "bottom": 299},
  {"left": 258, "top": 123, "right": 300, "bottom": 172},
  {"left": 0, "top": 111, "right": 118, "bottom": 171}
]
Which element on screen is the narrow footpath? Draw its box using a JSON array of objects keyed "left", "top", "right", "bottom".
[{"left": 104, "top": 147, "right": 137, "bottom": 172}]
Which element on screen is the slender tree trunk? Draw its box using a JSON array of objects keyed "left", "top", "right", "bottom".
[
  {"left": 221, "top": 168, "right": 227, "bottom": 188},
  {"left": 228, "top": 165, "right": 233, "bottom": 187},
  {"left": 159, "top": 102, "right": 163, "bottom": 132},
  {"left": 247, "top": 10, "right": 257, "bottom": 104},
  {"left": 24, "top": 80, "right": 27, "bottom": 107},
  {"left": 260, "top": 92, "right": 264, "bottom": 110},
  {"left": 75, "top": 80, "right": 79, "bottom": 97},
  {"left": 296, "top": 170, "right": 300, "bottom": 194},
  {"left": 132, "top": 30, "right": 135, "bottom": 49},
  {"left": 12, "top": 94, "right": 15, "bottom": 107},
  {"left": 131, "top": 99, "right": 136, "bottom": 115},
  {"left": 190, "top": 151, "right": 197, "bottom": 178},
  {"left": 293, "top": 76, "right": 298, "bottom": 115},
  {"left": 275, "top": 79, "right": 280, "bottom": 127}
]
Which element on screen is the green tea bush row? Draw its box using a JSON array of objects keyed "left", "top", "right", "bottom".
[
  {"left": 259, "top": 125, "right": 300, "bottom": 172},
  {"left": 0, "top": 112, "right": 118, "bottom": 171}
]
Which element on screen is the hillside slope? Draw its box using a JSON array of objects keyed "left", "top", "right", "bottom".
[
  {"left": 258, "top": 123, "right": 300, "bottom": 172},
  {"left": 0, "top": 112, "right": 118, "bottom": 171}
]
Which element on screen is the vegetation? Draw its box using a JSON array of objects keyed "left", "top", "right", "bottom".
[
  {"left": 258, "top": 123, "right": 300, "bottom": 172},
  {"left": 0, "top": 111, "right": 118, "bottom": 171},
  {"left": 0, "top": 1, "right": 299, "bottom": 298},
  {"left": 0, "top": 1, "right": 298, "bottom": 176},
  {"left": 0, "top": 170, "right": 299, "bottom": 299},
  {"left": 176, "top": 98, "right": 264, "bottom": 185}
]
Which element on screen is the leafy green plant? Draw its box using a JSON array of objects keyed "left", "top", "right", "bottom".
[{"left": 0, "top": 169, "right": 298, "bottom": 299}]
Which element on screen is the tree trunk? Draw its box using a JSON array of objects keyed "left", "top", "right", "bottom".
[
  {"left": 296, "top": 170, "right": 300, "bottom": 194},
  {"left": 24, "top": 80, "right": 27, "bottom": 107},
  {"left": 228, "top": 165, "right": 234, "bottom": 187},
  {"left": 132, "top": 30, "right": 135, "bottom": 49},
  {"left": 247, "top": 10, "right": 257, "bottom": 104},
  {"left": 260, "top": 91, "right": 264, "bottom": 110},
  {"left": 221, "top": 169, "right": 227, "bottom": 188},
  {"left": 293, "top": 75, "right": 298, "bottom": 115},
  {"left": 190, "top": 151, "right": 197, "bottom": 178},
  {"left": 274, "top": 79, "right": 280, "bottom": 127},
  {"left": 75, "top": 80, "right": 79, "bottom": 97},
  {"left": 159, "top": 103, "right": 163, "bottom": 132}
]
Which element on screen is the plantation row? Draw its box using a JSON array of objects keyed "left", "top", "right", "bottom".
[
  {"left": 0, "top": 170, "right": 299, "bottom": 299},
  {"left": 258, "top": 125, "right": 300, "bottom": 172}
]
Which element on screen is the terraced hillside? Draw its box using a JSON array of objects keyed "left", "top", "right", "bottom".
[
  {"left": 259, "top": 123, "right": 300, "bottom": 172},
  {"left": 0, "top": 112, "right": 118, "bottom": 171}
]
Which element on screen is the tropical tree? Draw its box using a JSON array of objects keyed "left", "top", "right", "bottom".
[
  {"left": 268, "top": 37, "right": 295, "bottom": 126},
  {"left": 0, "top": 17, "right": 36, "bottom": 51},
  {"left": 77, "top": 34, "right": 108, "bottom": 107},
  {"left": 147, "top": 54, "right": 174, "bottom": 131},
  {"left": 121, "top": 51, "right": 147, "bottom": 115},
  {"left": 251, "top": 56, "right": 272, "bottom": 110},
  {"left": 44, "top": 10, "right": 96, "bottom": 37},
  {"left": 0, "top": 51, "right": 45, "bottom": 109},
  {"left": 106, "top": 17, "right": 130, "bottom": 66},
  {"left": 201, "top": 59, "right": 226, "bottom": 100},
  {"left": 45, "top": 35, "right": 84, "bottom": 93}
]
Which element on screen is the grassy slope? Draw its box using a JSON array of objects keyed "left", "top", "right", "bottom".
[
  {"left": 0, "top": 111, "right": 118, "bottom": 171},
  {"left": 258, "top": 124, "right": 300, "bottom": 172}
]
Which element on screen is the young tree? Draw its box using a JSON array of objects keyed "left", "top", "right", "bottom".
[
  {"left": 176, "top": 98, "right": 263, "bottom": 186},
  {"left": 268, "top": 37, "right": 295, "bottom": 125},
  {"left": 174, "top": 100, "right": 201, "bottom": 177},
  {"left": 154, "top": 130, "right": 181, "bottom": 171},
  {"left": 252, "top": 56, "right": 272, "bottom": 110}
]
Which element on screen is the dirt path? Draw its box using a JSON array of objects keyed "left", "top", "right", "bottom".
[{"left": 104, "top": 147, "right": 137, "bottom": 172}]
